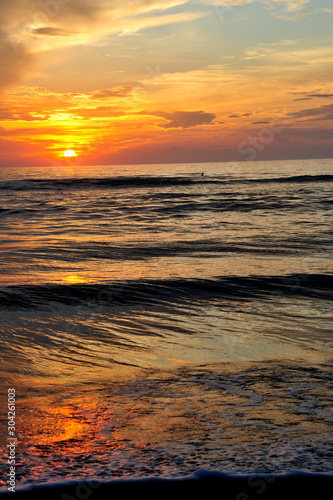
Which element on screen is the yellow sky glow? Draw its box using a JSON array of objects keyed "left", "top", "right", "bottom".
[{"left": 0, "top": 0, "right": 332, "bottom": 166}]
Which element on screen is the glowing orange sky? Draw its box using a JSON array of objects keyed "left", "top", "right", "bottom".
[{"left": 1, "top": 0, "right": 333, "bottom": 166}]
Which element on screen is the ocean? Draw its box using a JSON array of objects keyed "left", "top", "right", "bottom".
[{"left": 0, "top": 159, "right": 332, "bottom": 492}]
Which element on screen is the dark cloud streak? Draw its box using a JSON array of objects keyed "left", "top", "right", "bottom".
[
  {"left": 90, "top": 87, "right": 135, "bottom": 99},
  {"left": 290, "top": 103, "right": 333, "bottom": 121},
  {"left": 153, "top": 111, "right": 217, "bottom": 129},
  {"left": 31, "top": 27, "right": 77, "bottom": 36}
]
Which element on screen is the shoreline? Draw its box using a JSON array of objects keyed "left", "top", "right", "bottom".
[{"left": 1, "top": 471, "right": 333, "bottom": 499}]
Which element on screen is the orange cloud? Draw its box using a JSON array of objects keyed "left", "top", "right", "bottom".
[{"left": 1, "top": 0, "right": 332, "bottom": 165}]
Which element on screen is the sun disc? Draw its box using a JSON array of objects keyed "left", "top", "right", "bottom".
[{"left": 64, "top": 150, "right": 76, "bottom": 157}]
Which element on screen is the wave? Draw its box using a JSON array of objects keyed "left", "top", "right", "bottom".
[
  {"left": 0, "top": 274, "right": 331, "bottom": 309},
  {"left": 9, "top": 236, "right": 331, "bottom": 263},
  {"left": 1, "top": 174, "right": 332, "bottom": 191},
  {"left": 248, "top": 174, "right": 333, "bottom": 184},
  {"left": 0, "top": 176, "right": 201, "bottom": 191}
]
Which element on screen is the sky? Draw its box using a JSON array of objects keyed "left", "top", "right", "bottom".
[{"left": 0, "top": 0, "right": 333, "bottom": 167}]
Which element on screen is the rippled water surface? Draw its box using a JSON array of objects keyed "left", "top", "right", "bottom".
[{"left": 0, "top": 159, "right": 332, "bottom": 488}]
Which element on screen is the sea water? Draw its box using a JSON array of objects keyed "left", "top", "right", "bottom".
[{"left": 0, "top": 159, "right": 332, "bottom": 488}]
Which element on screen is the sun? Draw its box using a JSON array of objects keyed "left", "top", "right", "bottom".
[{"left": 64, "top": 150, "right": 76, "bottom": 157}]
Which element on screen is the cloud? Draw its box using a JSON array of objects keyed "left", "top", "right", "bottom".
[
  {"left": 31, "top": 27, "right": 77, "bottom": 36},
  {"left": 228, "top": 113, "right": 252, "bottom": 118},
  {"left": 0, "top": 0, "right": 201, "bottom": 90},
  {"left": 294, "top": 93, "right": 333, "bottom": 101},
  {"left": 0, "top": 85, "right": 139, "bottom": 125},
  {"left": 90, "top": 87, "right": 135, "bottom": 99},
  {"left": 0, "top": 107, "right": 16, "bottom": 120},
  {"left": 203, "top": 0, "right": 310, "bottom": 8},
  {"left": 151, "top": 110, "right": 217, "bottom": 128},
  {"left": 71, "top": 106, "right": 125, "bottom": 119},
  {"left": 0, "top": 106, "right": 49, "bottom": 121},
  {"left": 274, "top": 126, "right": 333, "bottom": 142},
  {"left": 308, "top": 93, "right": 333, "bottom": 99},
  {"left": 0, "top": 126, "right": 63, "bottom": 137},
  {"left": 242, "top": 40, "right": 333, "bottom": 69},
  {"left": 0, "top": 30, "right": 35, "bottom": 89},
  {"left": 290, "top": 103, "right": 333, "bottom": 121},
  {"left": 204, "top": 0, "right": 329, "bottom": 21}
]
